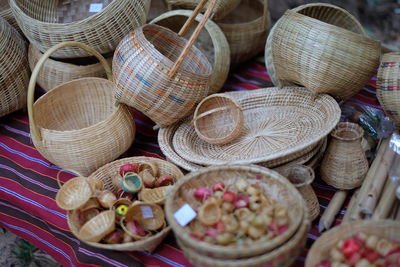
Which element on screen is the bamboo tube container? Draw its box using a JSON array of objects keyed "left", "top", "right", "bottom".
[
  {"left": 372, "top": 176, "right": 400, "bottom": 220},
  {"left": 342, "top": 188, "right": 360, "bottom": 222},
  {"left": 318, "top": 190, "right": 348, "bottom": 232}
]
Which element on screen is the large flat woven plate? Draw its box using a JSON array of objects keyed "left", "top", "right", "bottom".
[{"left": 172, "top": 87, "right": 340, "bottom": 166}]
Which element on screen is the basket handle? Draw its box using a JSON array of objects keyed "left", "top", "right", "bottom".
[
  {"left": 56, "top": 168, "right": 83, "bottom": 189},
  {"left": 27, "top": 41, "right": 113, "bottom": 141},
  {"left": 192, "top": 106, "right": 231, "bottom": 123},
  {"left": 167, "top": 0, "right": 217, "bottom": 78}
]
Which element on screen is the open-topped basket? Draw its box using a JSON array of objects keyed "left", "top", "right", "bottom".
[
  {"left": 113, "top": 0, "right": 217, "bottom": 128},
  {"left": 10, "top": 0, "right": 149, "bottom": 58},
  {"left": 28, "top": 41, "right": 135, "bottom": 176},
  {"left": 265, "top": 3, "right": 381, "bottom": 101},
  {"left": 0, "top": 0, "right": 21, "bottom": 33},
  {"left": 165, "top": 165, "right": 305, "bottom": 259}
]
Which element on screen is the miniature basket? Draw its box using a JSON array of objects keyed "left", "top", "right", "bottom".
[
  {"left": 113, "top": 0, "right": 216, "bottom": 128},
  {"left": 10, "top": 0, "right": 149, "bottom": 58},
  {"left": 55, "top": 177, "right": 92, "bottom": 211},
  {"left": 78, "top": 210, "right": 116, "bottom": 243},
  {"left": 178, "top": 205, "right": 310, "bottom": 267},
  {"left": 0, "top": 18, "right": 29, "bottom": 118},
  {"left": 216, "top": 0, "right": 270, "bottom": 67},
  {"left": 139, "top": 186, "right": 173, "bottom": 205},
  {"left": 166, "top": 0, "right": 240, "bottom": 20},
  {"left": 320, "top": 122, "right": 369, "bottom": 190},
  {"left": 28, "top": 45, "right": 113, "bottom": 92},
  {"left": 165, "top": 164, "right": 305, "bottom": 259},
  {"left": 377, "top": 52, "right": 400, "bottom": 129},
  {"left": 265, "top": 3, "right": 381, "bottom": 101},
  {"left": 305, "top": 220, "right": 400, "bottom": 267},
  {"left": 68, "top": 156, "right": 183, "bottom": 252},
  {"left": 193, "top": 94, "right": 243, "bottom": 144},
  {"left": 125, "top": 202, "right": 165, "bottom": 231},
  {"left": 150, "top": 9, "right": 230, "bottom": 95},
  {"left": 172, "top": 87, "right": 341, "bottom": 167},
  {"left": 28, "top": 41, "right": 136, "bottom": 176}
]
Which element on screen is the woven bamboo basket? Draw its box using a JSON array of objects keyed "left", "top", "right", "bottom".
[
  {"left": 177, "top": 205, "right": 310, "bottom": 267},
  {"left": 216, "top": 0, "right": 270, "bottom": 67},
  {"left": 28, "top": 44, "right": 113, "bottom": 92},
  {"left": 265, "top": 4, "right": 381, "bottom": 101},
  {"left": 165, "top": 165, "right": 305, "bottom": 259},
  {"left": 28, "top": 42, "right": 135, "bottom": 176},
  {"left": 113, "top": 0, "right": 216, "bottom": 128},
  {"left": 377, "top": 52, "right": 400, "bottom": 129},
  {"left": 139, "top": 186, "right": 173, "bottom": 205},
  {"left": 0, "top": 18, "right": 29, "bottom": 118},
  {"left": 67, "top": 156, "right": 183, "bottom": 252},
  {"left": 150, "top": 9, "right": 230, "bottom": 95},
  {"left": 306, "top": 220, "right": 400, "bottom": 267},
  {"left": 55, "top": 177, "right": 92, "bottom": 211},
  {"left": 10, "top": 0, "right": 149, "bottom": 58},
  {"left": 166, "top": 0, "right": 240, "bottom": 20},
  {"left": 320, "top": 122, "right": 369, "bottom": 190},
  {"left": 0, "top": 0, "right": 20, "bottom": 33},
  {"left": 125, "top": 202, "right": 165, "bottom": 231},
  {"left": 78, "top": 210, "right": 116, "bottom": 243}
]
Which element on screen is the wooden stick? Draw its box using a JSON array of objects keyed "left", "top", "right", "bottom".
[
  {"left": 343, "top": 188, "right": 360, "bottom": 222},
  {"left": 318, "top": 190, "right": 348, "bottom": 232},
  {"left": 372, "top": 177, "right": 399, "bottom": 220}
]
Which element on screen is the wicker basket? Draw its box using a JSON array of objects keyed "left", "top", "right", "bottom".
[
  {"left": 125, "top": 202, "right": 165, "bottom": 231},
  {"left": 55, "top": 177, "right": 92, "bottom": 211},
  {"left": 113, "top": 0, "right": 216, "bottom": 128},
  {"left": 139, "top": 186, "right": 173, "bottom": 205},
  {"left": 165, "top": 165, "right": 305, "bottom": 259},
  {"left": 265, "top": 4, "right": 381, "bottom": 101},
  {"left": 178, "top": 205, "right": 310, "bottom": 267},
  {"left": 67, "top": 156, "right": 184, "bottom": 252},
  {"left": 216, "top": 0, "right": 270, "bottom": 67},
  {"left": 28, "top": 44, "right": 113, "bottom": 92},
  {"left": 0, "top": 18, "right": 29, "bottom": 118},
  {"left": 28, "top": 41, "right": 135, "bottom": 176},
  {"left": 10, "top": 0, "right": 149, "bottom": 58},
  {"left": 78, "top": 210, "right": 116, "bottom": 243},
  {"left": 0, "top": 0, "right": 20, "bottom": 33},
  {"left": 377, "top": 52, "right": 400, "bottom": 129},
  {"left": 150, "top": 9, "right": 230, "bottom": 95},
  {"left": 305, "top": 220, "right": 400, "bottom": 267},
  {"left": 166, "top": 0, "right": 240, "bottom": 20}
]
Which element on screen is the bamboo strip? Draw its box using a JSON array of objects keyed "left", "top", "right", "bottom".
[
  {"left": 318, "top": 190, "right": 348, "bottom": 232},
  {"left": 342, "top": 188, "right": 360, "bottom": 222},
  {"left": 372, "top": 177, "right": 399, "bottom": 220}
]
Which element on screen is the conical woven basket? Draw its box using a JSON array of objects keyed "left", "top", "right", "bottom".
[
  {"left": 55, "top": 177, "right": 92, "bottom": 211},
  {"left": 10, "top": 0, "right": 149, "bottom": 58},
  {"left": 165, "top": 164, "right": 305, "bottom": 259},
  {"left": 78, "top": 210, "right": 116, "bottom": 243},
  {"left": 0, "top": 18, "right": 29, "bottom": 118},
  {"left": 28, "top": 44, "right": 113, "bottom": 92},
  {"left": 265, "top": 3, "right": 380, "bottom": 101},
  {"left": 150, "top": 9, "right": 230, "bottom": 95},
  {"left": 28, "top": 42, "right": 136, "bottom": 176},
  {"left": 305, "top": 220, "right": 400, "bottom": 267},
  {"left": 377, "top": 52, "right": 400, "bottom": 129},
  {"left": 216, "top": 0, "right": 270, "bottom": 67}
]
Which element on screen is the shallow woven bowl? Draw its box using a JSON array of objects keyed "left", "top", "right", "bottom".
[
  {"left": 139, "top": 186, "right": 173, "bottom": 205},
  {"left": 306, "top": 220, "right": 400, "bottom": 267},
  {"left": 78, "top": 210, "right": 116, "bottom": 243},
  {"left": 55, "top": 177, "right": 92, "bottom": 211},
  {"left": 265, "top": 3, "right": 381, "bottom": 101},
  {"left": 193, "top": 94, "right": 243, "bottom": 145},
  {"left": 165, "top": 164, "right": 305, "bottom": 259},
  {"left": 125, "top": 202, "right": 165, "bottom": 231}
]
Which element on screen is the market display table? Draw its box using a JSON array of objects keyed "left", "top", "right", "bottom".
[{"left": 0, "top": 55, "right": 381, "bottom": 267}]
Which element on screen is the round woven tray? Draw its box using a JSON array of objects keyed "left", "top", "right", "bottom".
[{"left": 172, "top": 87, "right": 340, "bottom": 166}]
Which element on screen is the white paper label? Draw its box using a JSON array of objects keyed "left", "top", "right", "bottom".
[
  {"left": 174, "top": 204, "right": 197, "bottom": 227},
  {"left": 141, "top": 206, "right": 154, "bottom": 219},
  {"left": 89, "top": 3, "right": 103, "bottom": 12}
]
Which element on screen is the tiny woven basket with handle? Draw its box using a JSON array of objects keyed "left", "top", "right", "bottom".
[
  {"left": 114, "top": 0, "right": 216, "bottom": 128},
  {"left": 28, "top": 41, "right": 136, "bottom": 176}
]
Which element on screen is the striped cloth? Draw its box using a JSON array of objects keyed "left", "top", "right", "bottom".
[{"left": 0, "top": 54, "right": 380, "bottom": 267}]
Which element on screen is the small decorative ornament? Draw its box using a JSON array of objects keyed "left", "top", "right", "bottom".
[
  {"left": 122, "top": 173, "right": 143, "bottom": 194},
  {"left": 116, "top": 204, "right": 129, "bottom": 217}
]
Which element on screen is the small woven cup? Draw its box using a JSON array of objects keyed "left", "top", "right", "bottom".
[
  {"left": 138, "top": 186, "right": 173, "bottom": 205},
  {"left": 78, "top": 210, "right": 116, "bottom": 243},
  {"left": 193, "top": 94, "right": 243, "bottom": 145},
  {"left": 56, "top": 177, "right": 92, "bottom": 211},
  {"left": 125, "top": 202, "right": 165, "bottom": 231}
]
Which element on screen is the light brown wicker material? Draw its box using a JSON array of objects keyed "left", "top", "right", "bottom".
[
  {"left": 114, "top": 0, "right": 216, "bottom": 128},
  {"left": 305, "top": 220, "right": 400, "bottom": 267},
  {"left": 172, "top": 87, "right": 341, "bottom": 166},
  {"left": 125, "top": 202, "right": 165, "bottom": 231},
  {"left": 165, "top": 165, "right": 305, "bottom": 259},
  {"left": 320, "top": 122, "right": 369, "bottom": 190},
  {"left": 216, "top": 0, "right": 270, "bottom": 67},
  {"left": 28, "top": 45, "right": 112, "bottom": 92},
  {"left": 28, "top": 42, "right": 135, "bottom": 176},
  {"left": 139, "top": 186, "right": 173, "bottom": 205},
  {"left": 0, "top": 0, "right": 20, "bottom": 33},
  {"left": 193, "top": 94, "right": 243, "bottom": 144},
  {"left": 10, "top": 0, "right": 149, "bottom": 58},
  {"left": 166, "top": 0, "right": 240, "bottom": 20},
  {"left": 77, "top": 210, "right": 116, "bottom": 243},
  {"left": 265, "top": 4, "right": 380, "bottom": 101},
  {"left": 177, "top": 205, "right": 310, "bottom": 267},
  {"left": 55, "top": 177, "right": 92, "bottom": 211},
  {"left": 150, "top": 9, "right": 230, "bottom": 95},
  {"left": 0, "top": 18, "right": 29, "bottom": 117},
  {"left": 377, "top": 52, "right": 400, "bottom": 129}
]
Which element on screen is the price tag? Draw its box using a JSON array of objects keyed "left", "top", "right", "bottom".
[
  {"left": 89, "top": 3, "right": 103, "bottom": 13},
  {"left": 174, "top": 204, "right": 197, "bottom": 227},
  {"left": 141, "top": 206, "right": 154, "bottom": 219}
]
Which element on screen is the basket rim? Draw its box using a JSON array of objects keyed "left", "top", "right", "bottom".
[
  {"left": 165, "top": 164, "right": 305, "bottom": 257},
  {"left": 33, "top": 77, "right": 122, "bottom": 135},
  {"left": 330, "top": 122, "right": 364, "bottom": 141},
  {"left": 216, "top": 0, "right": 267, "bottom": 28}
]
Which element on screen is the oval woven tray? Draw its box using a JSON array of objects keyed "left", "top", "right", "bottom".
[{"left": 172, "top": 87, "right": 340, "bottom": 166}]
